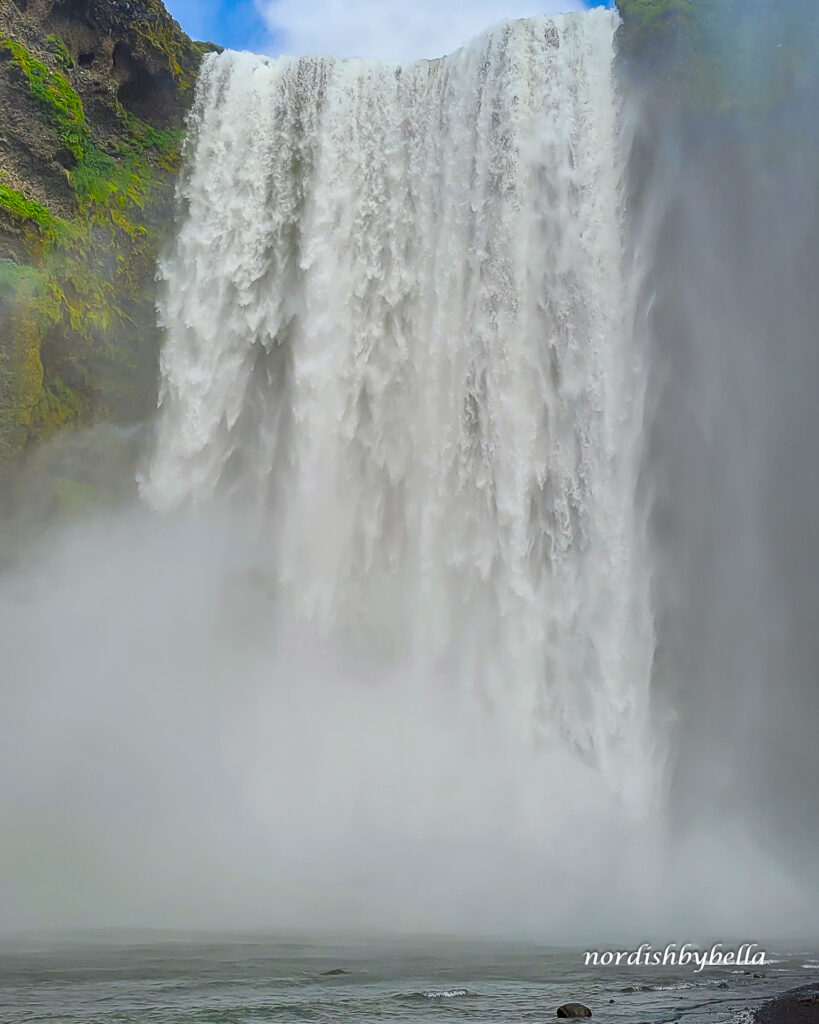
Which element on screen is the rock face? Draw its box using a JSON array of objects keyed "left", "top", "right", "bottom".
[
  {"left": 556, "top": 1003, "right": 592, "bottom": 1018},
  {"left": 756, "top": 983, "right": 819, "bottom": 1024},
  {"left": 0, "top": 0, "right": 218, "bottom": 466},
  {"left": 615, "top": 0, "right": 816, "bottom": 109}
]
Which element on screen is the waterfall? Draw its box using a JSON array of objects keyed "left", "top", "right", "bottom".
[{"left": 143, "top": 10, "right": 656, "bottom": 806}]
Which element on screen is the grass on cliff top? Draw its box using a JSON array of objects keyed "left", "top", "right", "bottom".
[{"left": 0, "top": 36, "right": 89, "bottom": 161}]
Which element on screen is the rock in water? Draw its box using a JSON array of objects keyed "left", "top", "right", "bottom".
[{"left": 557, "top": 1003, "right": 592, "bottom": 1018}]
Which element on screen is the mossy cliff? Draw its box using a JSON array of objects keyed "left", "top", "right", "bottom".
[
  {"left": 0, "top": 0, "right": 219, "bottom": 467},
  {"left": 615, "top": 0, "right": 818, "bottom": 111}
]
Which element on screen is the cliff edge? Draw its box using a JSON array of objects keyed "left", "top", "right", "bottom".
[{"left": 0, "top": 0, "right": 218, "bottom": 465}]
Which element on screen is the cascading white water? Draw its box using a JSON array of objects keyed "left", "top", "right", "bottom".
[{"left": 143, "top": 11, "right": 656, "bottom": 806}]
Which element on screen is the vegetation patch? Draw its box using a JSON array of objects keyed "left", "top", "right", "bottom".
[
  {"left": 0, "top": 36, "right": 89, "bottom": 161},
  {"left": 0, "top": 184, "right": 67, "bottom": 244},
  {"left": 32, "top": 376, "right": 86, "bottom": 437},
  {"left": 44, "top": 34, "right": 74, "bottom": 71},
  {"left": 616, "top": 0, "right": 818, "bottom": 110},
  {"left": 71, "top": 145, "right": 148, "bottom": 210}
]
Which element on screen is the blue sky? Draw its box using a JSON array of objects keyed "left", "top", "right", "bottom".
[
  {"left": 165, "top": 0, "right": 612, "bottom": 60},
  {"left": 166, "top": 0, "right": 271, "bottom": 51}
]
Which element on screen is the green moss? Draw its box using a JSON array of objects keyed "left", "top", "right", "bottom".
[
  {"left": 0, "top": 184, "right": 56, "bottom": 231},
  {"left": 44, "top": 34, "right": 74, "bottom": 71},
  {"left": 117, "top": 111, "right": 184, "bottom": 171},
  {"left": 0, "top": 258, "right": 57, "bottom": 310},
  {"left": 616, "top": 0, "right": 819, "bottom": 111},
  {"left": 0, "top": 256, "right": 26, "bottom": 284},
  {"left": 135, "top": 12, "right": 195, "bottom": 90},
  {"left": 32, "top": 377, "right": 86, "bottom": 437},
  {"left": 0, "top": 135, "right": 171, "bottom": 450},
  {"left": 0, "top": 257, "right": 37, "bottom": 294},
  {"left": 0, "top": 36, "right": 89, "bottom": 160},
  {"left": 0, "top": 184, "right": 68, "bottom": 246},
  {"left": 129, "top": 1, "right": 222, "bottom": 97},
  {"left": 71, "top": 146, "right": 148, "bottom": 209}
]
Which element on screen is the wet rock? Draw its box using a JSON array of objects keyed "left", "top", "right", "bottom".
[
  {"left": 557, "top": 1003, "right": 592, "bottom": 1018},
  {"left": 756, "top": 982, "right": 819, "bottom": 1024},
  {"left": 321, "top": 968, "right": 350, "bottom": 976}
]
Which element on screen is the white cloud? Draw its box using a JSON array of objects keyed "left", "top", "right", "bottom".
[{"left": 257, "top": 0, "right": 587, "bottom": 62}]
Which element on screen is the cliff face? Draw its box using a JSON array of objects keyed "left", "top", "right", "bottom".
[
  {"left": 615, "top": 0, "right": 817, "bottom": 110},
  {"left": 0, "top": 0, "right": 217, "bottom": 465}
]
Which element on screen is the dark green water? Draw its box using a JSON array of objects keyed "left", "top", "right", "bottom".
[{"left": 1, "top": 936, "right": 816, "bottom": 1023}]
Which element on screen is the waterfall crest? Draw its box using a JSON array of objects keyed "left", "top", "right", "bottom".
[{"left": 144, "top": 11, "right": 656, "bottom": 805}]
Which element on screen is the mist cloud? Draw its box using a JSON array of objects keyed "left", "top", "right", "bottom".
[{"left": 1, "top": 496, "right": 815, "bottom": 939}]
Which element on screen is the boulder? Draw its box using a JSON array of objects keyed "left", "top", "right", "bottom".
[{"left": 557, "top": 1003, "right": 592, "bottom": 1018}]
